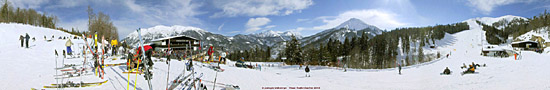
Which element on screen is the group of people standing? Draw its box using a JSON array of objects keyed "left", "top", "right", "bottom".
[{"left": 19, "top": 33, "right": 30, "bottom": 48}]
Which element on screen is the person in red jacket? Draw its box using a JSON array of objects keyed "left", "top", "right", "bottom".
[{"left": 136, "top": 44, "right": 156, "bottom": 70}]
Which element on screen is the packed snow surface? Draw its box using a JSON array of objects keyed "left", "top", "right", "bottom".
[{"left": 1, "top": 18, "right": 550, "bottom": 90}]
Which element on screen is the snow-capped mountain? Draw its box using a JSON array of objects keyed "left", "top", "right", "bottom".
[
  {"left": 123, "top": 18, "right": 384, "bottom": 58},
  {"left": 466, "top": 15, "right": 526, "bottom": 28},
  {"left": 250, "top": 30, "right": 301, "bottom": 38},
  {"left": 334, "top": 18, "right": 381, "bottom": 32},
  {"left": 123, "top": 26, "right": 302, "bottom": 53},
  {"left": 299, "top": 18, "right": 383, "bottom": 47}
]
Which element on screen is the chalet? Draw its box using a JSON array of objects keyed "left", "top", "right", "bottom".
[
  {"left": 511, "top": 41, "right": 539, "bottom": 50},
  {"left": 481, "top": 45, "right": 509, "bottom": 57},
  {"left": 151, "top": 35, "right": 201, "bottom": 50},
  {"left": 151, "top": 35, "right": 201, "bottom": 59}
]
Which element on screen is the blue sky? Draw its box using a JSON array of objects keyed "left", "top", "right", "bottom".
[{"left": 3, "top": 0, "right": 550, "bottom": 39}]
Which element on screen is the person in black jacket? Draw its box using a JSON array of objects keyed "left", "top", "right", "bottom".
[
  {"left": 25, "top": 33, "right": 30, "bottom": 48},
  {"left": 442, "top": 67, "right": 451, "bottom": 75},
  {"left": 305, "top": 65, "right": 310, "bottom": 77},
  {"left": 19, "top": 35, "right": 24, "bottom": 47}
]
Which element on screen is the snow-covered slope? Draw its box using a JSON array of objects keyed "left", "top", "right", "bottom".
[
  {"left": 3, "top": 15, "right": 550, "bottom": 90},
  {"left": 516, "top": 27, "right": 550, "bottom": 43}
]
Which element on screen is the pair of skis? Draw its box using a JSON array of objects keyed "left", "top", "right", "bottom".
[
  {"left": 167, "top": 72, "right": 197, "bottom": 90},
  {"left": 184, "top": 73, "right": 204, "bottom": 90},
  {"left": 82, "top": 34, "right": 104, "bottom": 79},
  {"left": 43, "top": 80, "right": 108, "bottom": 88},
  {"left": 132, "top": 28, "right": 154, "bottom": 90}
]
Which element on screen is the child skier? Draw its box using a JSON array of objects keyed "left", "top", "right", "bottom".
[{"left": 305, "top": 65, "right": 310, "bottom": 77}]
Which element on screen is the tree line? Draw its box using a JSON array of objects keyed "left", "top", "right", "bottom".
[
  {"left": 226, "top": 22, "right": 469, "bottom": 69},
  {"left": 0, "top": 1, "right": 118, "bottom": 40},
  {"left": 87, "top": 6, "right": 119, "bottom": 40},
  {"left": 283, "top": 22, "right": 469, "bottom": 69},
  {"left": 0, "top": 1, "right": 57, "bottom": 29},
  {"left": 227, "top": 45, "right": 273, "bottom": 62}
]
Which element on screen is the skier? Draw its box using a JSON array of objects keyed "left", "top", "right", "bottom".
[
  {"left": 136, "top": 44, "right": 156, "bottom": 70},
  {"left": 127, "top": 51, "right": 135, "bottom": 70},
  {"left": 66, "top": 39, "right": 73, "bottom": 56},
  {"left": 305, "top": 65, "right": 310, "bottom": 77},
  {"left": 442, "top": 67, "right": 451, "bottom": 75},
  {"left": 19, "top": 35, "right": 24, "bottom": 47},
  {"left": 462, "top": 65, "right": 475, "bottom": 75},
  {"left": 398, "top": 63, "right": 402, "bottom": 75},
  {"left": 187, "top": 57, "right": 193, "bottom": 71},
  {"left": 25, "top": 33, "right": 30, "bottom": 48},
  {"left": 471, "top": 62, "right": 477, "bottom": 69},
  {"left": 221, "top": 52, "right": 227, "bottom": 64}
]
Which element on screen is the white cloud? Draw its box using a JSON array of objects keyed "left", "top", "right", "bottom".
[
  {"left": 217, "top": 23, "right": 225, "bottom": 31},
  {"left": 210, "top": 0, "right": 313, "bottom": 17},
  {"left": 286, "top": 27, "right": 306, "bottom": 32},
  {"left": 0, "top": 0, "right": 205, "bottom": 39},
  {"left": 467, "top": 0, "right": 535, "bottom": 15},
  {"left": 296, "top": 18, "right": 309, "bottom": 22},
  {"left": 102, "top": 0, "right": 205, "bottom": 38},
  {"left": 229, "top": 31, "right": 241, "bottom": 34},
  {"left": 264, "top": 25, "right": 276, "bottom": 29},
  {"left": 124, "top": 0, "right": 144, "bottom": 12},
  {"left": 0, "top": 0, "right": 48, "bottom": 9},
  {"left": 245, "top": 17, "right": 271, "bottom": 33},
  {"left": 313, "top": 9, "right": 406, "bottom": 30}
]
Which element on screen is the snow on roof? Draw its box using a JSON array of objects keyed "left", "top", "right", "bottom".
[
  {"left": 482, "top": 45, "right": 505, "bottom": 51},
  {"left": 151, "top": 35, "right": 197, "bottom": 42},
  {"left": 511, "top": 41, "right": 538, "bottom": 44}
]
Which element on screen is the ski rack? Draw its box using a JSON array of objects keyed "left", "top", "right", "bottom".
[{"left": 137, "top": 28, "right": 154, "bottom": 90}]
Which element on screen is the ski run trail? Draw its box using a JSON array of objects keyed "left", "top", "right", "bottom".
[{"left": 1, "top": 18, "right": 550, "bottom": 90}]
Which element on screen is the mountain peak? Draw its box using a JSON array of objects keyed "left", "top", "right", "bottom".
[
  {"left": 251, "top": 30, "right": 302, "bottom": 38},
  {"left": 335, "top": 18, "right": 378, "bottom": 30}
]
